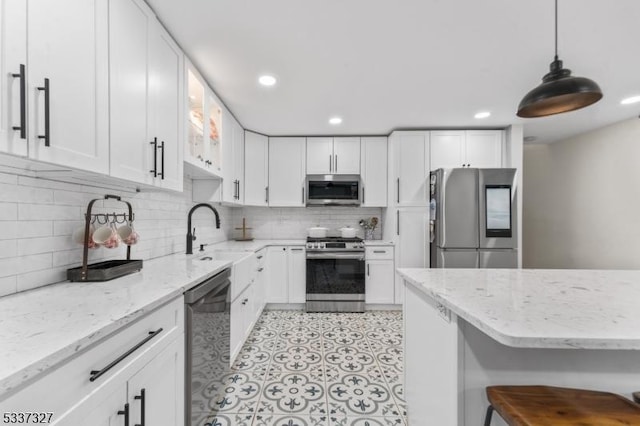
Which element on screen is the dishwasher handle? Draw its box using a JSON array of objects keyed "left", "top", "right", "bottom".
[{"left": 184, "top": 268, "right": 231, "bottom": 304}]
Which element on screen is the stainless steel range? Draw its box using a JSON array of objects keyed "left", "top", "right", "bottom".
[{"left": 305, "top": 237, "right": 365, "bottom": 312}]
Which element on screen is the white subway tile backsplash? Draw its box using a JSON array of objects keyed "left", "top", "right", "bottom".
[
  {"left": 0, "top": 240, "right": 17, "bottom": 259},
  {"left": 0, "top": 276, "right": 17, "bottom": 297},
  {"left": 18, "top": 236, "right": 77, "bottom": 256},
  {"left": 0, "top": 203, "right": 18, "bottom": 221},
  {"left": 1, "top": 175, "right": 232, "bottom": 296},
  {"left": 19, "top": 204, "right": 81, "bottom": 221}
]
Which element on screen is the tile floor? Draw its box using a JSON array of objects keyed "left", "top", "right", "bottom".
[{"left": 193, "top": 310, "right": 406, "bottom": 426}]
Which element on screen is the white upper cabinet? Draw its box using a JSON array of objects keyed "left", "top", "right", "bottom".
[
  {"left": 269, "top": 137, "right": 306, "bottom": 207},
  {"left": 334, "top": 137, "right": 361, "bottom": 174},
  {"left": 0, "top": 0, "right": 27, "bottom": 157},
  {"left": 244, "top": 131, "right": 268, "bottom": 206},
  {"left": 306, "top": 136, "right": 360, "bottom": 175},
  {"left": 221, "top": 113, "right": 244, "bottom": 204},
  {"left": 464, "top": 130, "right": 503, "bottom": 168},
  {"left": 27, "top": 0, "right": 110, "bottom": 173},
  {"left": 361, "top": 136, "right": 387, "bottom": 207},
  {"left": 109, "top": 0, "right": 183, "bottom": 191},
  {"left": 306, "top": 137, "right": 333, "bottom": 174},
  {"left": 430, "top": 130, "right": 502, "bottom": 169},
  {"left": 184, "top": 65, "right": 223, "bottom": 179},
  {"left": 148, "top": 21, "right": 184, "bottom": 191},
  {"left": 430, "top": 131, "right": 465, "bottom": 169},
  {"left": 390, "top": 131, "right": 430, "bottom": 206}
]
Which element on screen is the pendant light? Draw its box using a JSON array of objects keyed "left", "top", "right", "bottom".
[{"left": 517, "top": 0, "right": 602, "bottom": 118}]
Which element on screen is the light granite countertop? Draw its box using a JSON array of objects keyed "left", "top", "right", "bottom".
[
  {"left": 398, "top": 268, "right": 640, "bottom": 350},
  {"left": 0, "top": 239, "right": 306, "bottom": 399}
]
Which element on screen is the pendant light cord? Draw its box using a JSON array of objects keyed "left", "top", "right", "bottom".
[{"left": 554, "top": 0, "right": 558, "bottom": 60}]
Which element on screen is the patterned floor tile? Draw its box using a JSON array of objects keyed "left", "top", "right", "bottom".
[
  {"left": 259, "top": 372, "right": 328, "bottom": 415},
  {"left": 191, "top": 309, "right": 404, "bottom": 426},
  {"left": 254, "top": 414, "right": 329, "bottom": 426}
]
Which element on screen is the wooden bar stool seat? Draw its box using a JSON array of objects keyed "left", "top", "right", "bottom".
[{"left": 484, "top": 385, "right": 640, "bottom": 425}]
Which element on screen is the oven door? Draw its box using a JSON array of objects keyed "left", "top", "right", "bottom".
[{"left": 306, "top": 252, "right": 365, "bottom": 312}]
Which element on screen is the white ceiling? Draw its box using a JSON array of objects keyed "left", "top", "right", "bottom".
[{"left": 146, "top": 0, "right": 640, "bottom": 144}]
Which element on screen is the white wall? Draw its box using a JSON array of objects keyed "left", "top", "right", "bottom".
[
  {"left": 523, "top": 117, "right": 640, "bottom": 269},
  {"left": 231, "top": 206, "right": 383, "bottom": 240},
  {"left": 0, "top": 170, "right": 232, "bottom": 296}
]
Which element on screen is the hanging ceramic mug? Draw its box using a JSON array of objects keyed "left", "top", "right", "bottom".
[
  {"left": 117, "top": 222, "right": 139, "bottom": 246},
  {"left": 71, "top": 224, "right": 98, "bottom": 249},
  {"left": 93, "top": 222, "right": 120, "bottom": 249}
]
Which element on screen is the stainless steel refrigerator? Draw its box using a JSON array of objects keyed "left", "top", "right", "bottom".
[{"left": 429, "top": 168, "right": 517, "bottom": 268}]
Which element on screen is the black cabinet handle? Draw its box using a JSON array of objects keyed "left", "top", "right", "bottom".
[
  {"left": 291, "top": 248, "right": 304, "bottom": 251},
  {"left": 265, "top": 187, "right": 269, "bottom": 204},
  {"left": 302, "top": 187, "right": 305, "bottom": 204},
  {"left": 362, "top": 187, "right": 365, "bottom": 205},
  {"left": 11, "top": 64, "right": 26, "bottom": 139},
  {"left": 37, "top": 78, "right": 50, "bottom": 147},
  {"left": 118, "top": 403, "right": 130, "bottom": 426},
  {"left": 367, "top": 264, "right": 370, "bottom": 276},
  {"left": 335, "top": 154, "right": 338, "bottom": 172},
  {"left": 159, "top": 141, "right": 165, "bottom": 179},
  {"left": 373, "top": 250, "right": 386, "bottom": 254},
  {"left": 396, "top": 210, "right": 400, "bottom": 236},
  {"left": 329, "top": 155, "right": 332, "bottom": 173},
  {"left": 237, "top": 180, "right": 241, "bottom": 200},
  {"left": 134, "top": 388, "right": 145, "bottom": 426},
  {"left": 396, "top": 178, "right": 400, "bottom": 203},
  {"left": 89, "top": 329, "right": 163, "bottom": 382},
  {"left": 149, "top": 138, "right": 157, "bottom": 177}
]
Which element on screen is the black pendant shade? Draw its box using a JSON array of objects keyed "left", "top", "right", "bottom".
[
  {"left": 517, "top": 0, "right": 602, "bottom": 118},
  {"left": 517, "top": 57, "right": 603, "bottom": 118}
]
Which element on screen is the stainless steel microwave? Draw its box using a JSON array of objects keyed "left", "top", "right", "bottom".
[{"left": 306, "top": 175, "right": 360, "bottom": 206}]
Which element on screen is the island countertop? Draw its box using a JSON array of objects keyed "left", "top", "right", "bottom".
[{"left": 398, "top": 268, "right": 640, "bottom": 350}]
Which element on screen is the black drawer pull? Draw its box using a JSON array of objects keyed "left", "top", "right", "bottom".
[
  {"left": 373, "top": 250, "right": 386, "bottom": 253},
  {"left": 37, "top": 78, "right": 50, "bottom": 147},
  {"left": 89, "top": 329, "right": 163, "bottom": 382},
  {"left": 134, "top": 388, "right": 146, "bottom": 426},
  {"left": 11, "top": 64, "right": 26, "bottom": 139},
  {"left": 118, "top": 403, "right": 130, "bottom": 426}
]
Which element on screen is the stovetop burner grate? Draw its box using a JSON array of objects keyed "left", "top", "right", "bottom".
[{"left": 306, "top": 236, "right": 363, "bottom": 243}]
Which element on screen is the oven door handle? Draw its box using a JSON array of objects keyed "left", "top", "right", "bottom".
[{"left": 306, "top": 253, "right": 365, "bottom": 261}]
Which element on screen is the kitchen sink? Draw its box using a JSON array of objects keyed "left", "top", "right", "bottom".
[{"left": 197, "top": 252, "right": 248, "bottom": 262}]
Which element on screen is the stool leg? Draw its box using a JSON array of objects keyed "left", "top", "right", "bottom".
[{"left": 483, "top": 405, "right": 494, "bottom": 426}]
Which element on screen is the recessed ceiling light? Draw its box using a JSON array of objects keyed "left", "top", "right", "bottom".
[
  {"left": 329, "top": 117, "right": 343, "bottom": 125},
  {"left": 258, "top": 75, "right": 277, "bottom": 86},
  {"left": 621, "top": 95, "right": 640, "bottom": 105},
  {"left": 474, "top": 111, "right": 491, "bottom": 119}
]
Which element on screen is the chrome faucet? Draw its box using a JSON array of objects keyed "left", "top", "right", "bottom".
[{"left": 186, "top": 203, "right": 220, "bottom": 254}]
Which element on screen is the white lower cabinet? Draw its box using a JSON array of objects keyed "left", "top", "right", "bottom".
[
  {"left": 0, "top": 298, "right": 184, "bottom": 425},
  {"left": 230, "top": 251, "right": 266, "bottom": 360},
  {"left": 365, "top": 246, "right": 395, "bottom": 305},
  {"left": 266, "top": 246, "right": 306, "bottom": 304}
]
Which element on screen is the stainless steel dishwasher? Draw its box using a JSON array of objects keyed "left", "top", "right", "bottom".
[{"left": 185, "top": 268, "right": 231, "bottom": 426}]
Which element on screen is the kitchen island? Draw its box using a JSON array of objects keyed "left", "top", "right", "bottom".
[{"left": 399, "top": 268, "right": 640, "bottom": 426}]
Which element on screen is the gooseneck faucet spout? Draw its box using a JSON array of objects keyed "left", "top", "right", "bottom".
[{"left": 186, "top": 203, "right": 220, "bottom": 254}]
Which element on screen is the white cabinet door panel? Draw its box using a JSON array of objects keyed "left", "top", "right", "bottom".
[
  {"left": 27, "top": 0, "right": 109, "bottom": 173},
  {"left": 233, "top": 120, "right": 245, "bottom": 204},
  {"left": 306, "top": 137, "right": 332, "bottom": 174},
  {"left": 267, "top": 246, "right": 288, "bottom": 303},
  {"left": 109, "top": 0, "right": 152, "bottom": 185},
  {"left": 430, "top": 130, "right": 465, "bottom": 169},
  {"left": 396, "top": 208, "right": 428, "bottom": 303},
  {"left": 244, "top": 131, "right": 268, "bottom": 206},
  {"left": 366, "top": 260, "right": 395, "bottom": 304},
  {"left": 288, "top": 247, "right": 306, "bottom": 304},
  {"left": 334, "top": 136, "right": 360, "bottom": 174},
  {"left": 150, "top": 22, "right": 183, "bottom": 191},
  {"left": 269, "top": 137, "right": 305, "bottom": 206},
  {"left": 394, "top": 132, "right": 429, "bottom": 206},
  {"left": 465, "top": 130, "right": 502, "bottom": 168},
  {"left": 0, "top": 0, "right": 27, "bottom": 156},
  {"left": 361, "top": 136, "right": 387, "bottom": 207}
]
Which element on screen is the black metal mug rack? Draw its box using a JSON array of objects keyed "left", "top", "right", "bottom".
[{"left": 67, "top": 194, "right": 143, "bottom": 282}]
